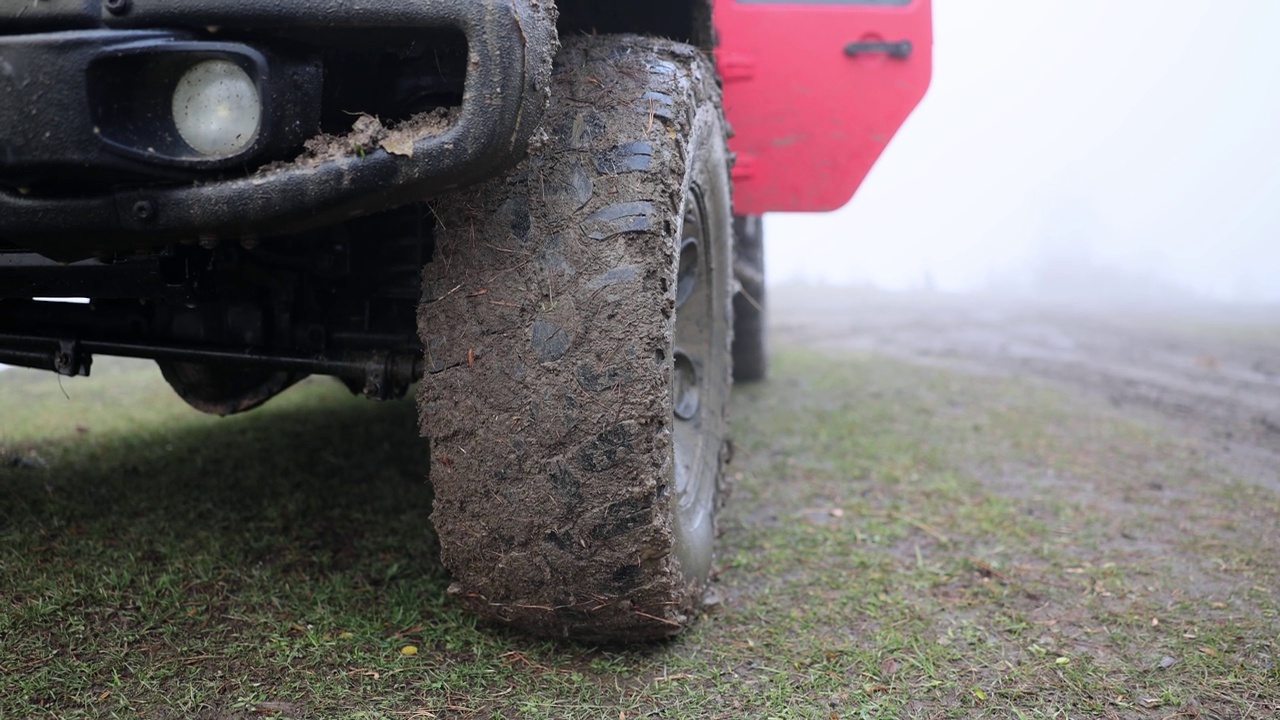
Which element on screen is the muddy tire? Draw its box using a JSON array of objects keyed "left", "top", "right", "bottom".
[
  {"left": 419, "top": 35, "right": 733, "bottom": 642},
  {"left": 732, "top": 215, "right": 767, "bottom": 383}
]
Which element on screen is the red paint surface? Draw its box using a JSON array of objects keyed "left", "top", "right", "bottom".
[{"left": 714, "top": 0, "right": 933, "bottom": 214}]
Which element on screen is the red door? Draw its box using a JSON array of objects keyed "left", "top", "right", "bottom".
[{"left": 715, "top": 0, "right": 933, "bottom": 214}]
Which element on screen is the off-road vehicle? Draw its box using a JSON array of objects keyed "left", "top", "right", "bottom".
[{"left": 0, "top": 0, "right": 932, "bottom": 641}]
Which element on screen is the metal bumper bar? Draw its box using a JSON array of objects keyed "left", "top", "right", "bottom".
[{"left": 0, "top": 0, "right": 557, "bottom": 260}]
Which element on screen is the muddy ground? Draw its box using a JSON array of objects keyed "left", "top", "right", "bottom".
[{"left": 770, "top": 285, "right": 1280, "bottom": 492}]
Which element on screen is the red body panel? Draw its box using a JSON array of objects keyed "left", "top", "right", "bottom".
[{"left": 714, "top": 0, "right": 933, "bottom": 214}]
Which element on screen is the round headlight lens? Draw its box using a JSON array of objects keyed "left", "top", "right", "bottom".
[{"left": 172, "top": 59, "right": 261, "bottom": 158}]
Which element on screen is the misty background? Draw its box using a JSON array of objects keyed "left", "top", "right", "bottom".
[{"left": 765, "top": 0, "right": 1280, "bottom": 305}]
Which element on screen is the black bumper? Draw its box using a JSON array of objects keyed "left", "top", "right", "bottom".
[{"left": 0, "top": 0, "right": 557, "bottom": 260}]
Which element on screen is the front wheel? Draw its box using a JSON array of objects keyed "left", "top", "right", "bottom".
[{"left": 418, "top": 35, "right": 733, "bottom": 642}]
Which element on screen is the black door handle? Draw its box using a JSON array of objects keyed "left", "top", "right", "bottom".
[{"left": 844, "top": 40, "right": 912, "bottom": 59}]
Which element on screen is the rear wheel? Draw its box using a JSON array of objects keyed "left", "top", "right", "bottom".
[
  {"left": 419, "top": 34, "right": 733, "bottom": 641},
  {"left": 731, "top": 215, "right": 768, "bottom": 382}
]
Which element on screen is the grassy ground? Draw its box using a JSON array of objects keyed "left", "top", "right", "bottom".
[{"left": 1, "top": 352, "right": 1276, "bottom": 718}]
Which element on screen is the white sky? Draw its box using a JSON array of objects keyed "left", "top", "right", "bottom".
[{"left": 765, "top": 0, "right": 1280, "bottom": 303}]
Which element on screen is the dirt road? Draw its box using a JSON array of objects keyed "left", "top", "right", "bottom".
[{"left": 771, "top": 285, "right": 1280, "bottom": 490}]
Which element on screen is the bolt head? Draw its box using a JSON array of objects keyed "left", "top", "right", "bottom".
[{"left": 132, "top": 200, "right": 155, "bottom": 221}]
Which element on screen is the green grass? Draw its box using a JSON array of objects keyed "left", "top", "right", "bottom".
[{"left": 2, "top": 353, "right": 1277, "bottom": 718}]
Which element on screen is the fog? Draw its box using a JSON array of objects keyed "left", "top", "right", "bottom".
[{"left": 766, "top": 0, "right": 1280, "bottom": 305}]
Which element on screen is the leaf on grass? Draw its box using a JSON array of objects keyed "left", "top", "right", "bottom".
[{"left": 253, "top": 701, "right": 303, "bottom": 718}]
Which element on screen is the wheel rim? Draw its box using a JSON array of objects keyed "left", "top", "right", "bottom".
[{"left": 671, "top": 183, "right": 718, "bottom": 583}]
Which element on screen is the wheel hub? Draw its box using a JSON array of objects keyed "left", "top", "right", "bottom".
[{"left": 671, "top": 185, "right": 718, "bottom": 583}]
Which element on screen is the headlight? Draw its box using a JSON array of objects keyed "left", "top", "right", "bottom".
[{"left": 171, "top": 59, "right": 262, "bottom": 157}]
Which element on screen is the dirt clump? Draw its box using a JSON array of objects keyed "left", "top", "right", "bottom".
[
  {"left": 256, "top": 108, "right": 458, "bottom": 174},
  {"left": 305, "top": 108, "right": 457, "bottom": 162}
]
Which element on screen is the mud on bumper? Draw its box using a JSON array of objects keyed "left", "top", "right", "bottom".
[{"left": 0, "top": 0, "right": 557, "bottom": 260}]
